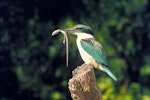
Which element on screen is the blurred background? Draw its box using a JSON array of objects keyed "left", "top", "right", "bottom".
[{"left": 0, "top": 0, "right": 150, "bottom": 100}]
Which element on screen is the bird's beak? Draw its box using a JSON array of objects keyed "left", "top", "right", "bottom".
[
  {"left": 52, "top": 26, "right": 77, "bottom": 36},
  {"left": 62, "top": 28, "right": 76, "bottom": 35}
]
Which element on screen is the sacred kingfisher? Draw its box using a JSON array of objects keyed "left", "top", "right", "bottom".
[{"left": 62, "top": 24, "right": 117, "bottom": 81}]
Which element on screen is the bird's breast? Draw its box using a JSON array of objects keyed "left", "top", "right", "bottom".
[{"left": 76, "top": 38, "right": 99, "bottom": 67}]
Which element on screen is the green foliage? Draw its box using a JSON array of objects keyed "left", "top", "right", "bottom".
[
  {"left": 140, "top": 65, "right": 150, "bottom": 75},
  {"left": 0, "top": 0, "right": 150, "bottom": 100}
]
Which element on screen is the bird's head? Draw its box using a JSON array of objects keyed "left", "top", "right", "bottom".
[{"left": 63, "top": 24, "right": 93, "bottom": 37}]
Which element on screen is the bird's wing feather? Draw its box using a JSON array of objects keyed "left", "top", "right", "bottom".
[
  {"left": 80, "top": 38, "right": 107, "bottom": 65},
  {"left": 102, "top": 65, "right": 118, "bottom": 81},
  {"left": 81, "top": 39, "right": 118, "bottom": 81}
]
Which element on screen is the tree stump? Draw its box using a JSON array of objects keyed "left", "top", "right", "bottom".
[{"left": 68, "top": 64, "right": 103, "bottom": 100}]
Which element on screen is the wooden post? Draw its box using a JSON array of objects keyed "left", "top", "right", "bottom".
[{"left": 68, "top": 64, "right": 103, "bottom": 100}]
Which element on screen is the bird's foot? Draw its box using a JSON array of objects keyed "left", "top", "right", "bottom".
[{"left": 80, "top": 63, "right": 87, "bottom": 67}]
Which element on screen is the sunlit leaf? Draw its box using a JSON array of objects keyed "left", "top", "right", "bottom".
[
  {"left": 51, "top": 91, "right": 62, "bottom": 100},
  {"left": 140, "top": 65, "right": 150, "bottom": 75},
  {"left": 142, "top": 95, "right": 150, "bottom": 100}
]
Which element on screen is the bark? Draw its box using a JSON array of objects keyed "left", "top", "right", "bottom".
[{"left": 68, "top": 64, "right": 103, "bottom": 100}]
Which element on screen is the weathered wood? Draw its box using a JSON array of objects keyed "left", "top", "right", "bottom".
[{"left": 68, "top": 64, "right": 103, "bottom": 100}]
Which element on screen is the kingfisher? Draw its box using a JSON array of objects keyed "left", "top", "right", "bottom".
[{"left": 62, "top": 24, "right": 117, "bottom": 81}]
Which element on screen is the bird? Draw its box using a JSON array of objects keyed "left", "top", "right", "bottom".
[{"left": 62, "top": 24, "right": 117, "bottom": 81}]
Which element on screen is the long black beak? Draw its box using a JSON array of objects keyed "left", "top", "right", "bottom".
[{"left": 62, "top": 28, "right": 76, "bottom": 35}]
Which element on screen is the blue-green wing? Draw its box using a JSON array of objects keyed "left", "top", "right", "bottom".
[
  {"left": 80, "top": 39, "right": 107, "bottom": 65},
  {"left": 81, "top": 39, "right": 118, "bottom": 81}
]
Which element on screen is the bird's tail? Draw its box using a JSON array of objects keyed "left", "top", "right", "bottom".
[{"left": 102, "top": 65, "right": 118, "bottom": 81}]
